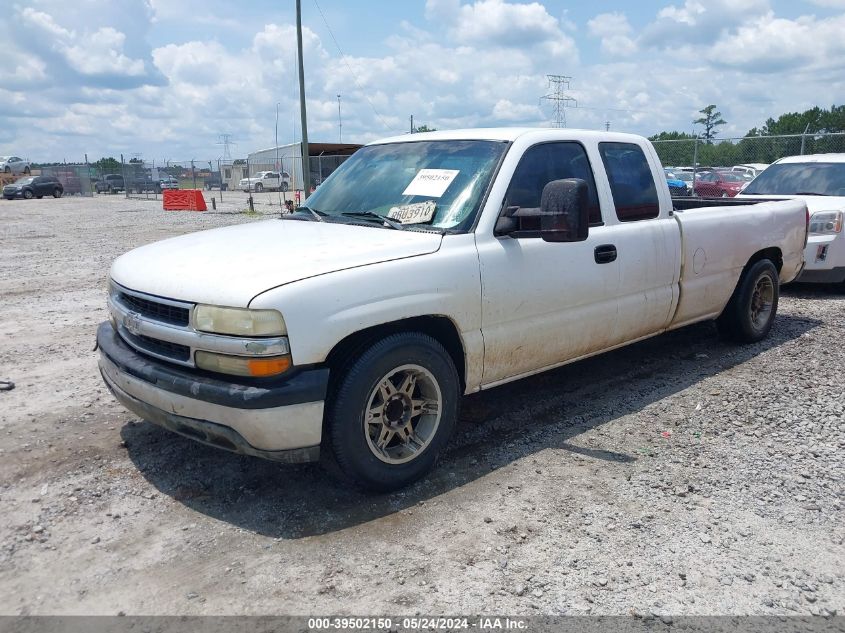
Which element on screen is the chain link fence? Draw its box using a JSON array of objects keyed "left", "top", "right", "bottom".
[
  {"left": 651, "top": 132, "right": 845, "bottom": 169},
  {"left": 33, "top": 152, "right": 353, "bottom": 204}
]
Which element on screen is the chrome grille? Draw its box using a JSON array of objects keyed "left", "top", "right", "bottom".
[{"left": 119, "top": 292, "right": 190, "bottom": 326}]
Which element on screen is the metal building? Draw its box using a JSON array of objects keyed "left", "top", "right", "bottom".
[{"left": 242, "top": 142, "right": 361, "bottom": 192}]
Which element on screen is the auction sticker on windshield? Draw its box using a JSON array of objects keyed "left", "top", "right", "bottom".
[
  {"left": 402, "top": 169, "right": 459, "bottom": 197},
  {"left": 388, "top": 200, "right": 437, "bottom": 224}
]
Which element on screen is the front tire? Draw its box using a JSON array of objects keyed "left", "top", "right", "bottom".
[
  {"left": 717, "top": 259, "right": 779, "bottom": 343},
  {"left": 326, "top": 332, "right": 460, "bottom": 492},
  {"left": 23, "top": 189, "right": 33, "bottom": 199},
  {"left": 282, "top": 182, "right": 289, "bottom": 192},
  {"left": 255, "top": 183, "right": 263, "bottom": 192}
]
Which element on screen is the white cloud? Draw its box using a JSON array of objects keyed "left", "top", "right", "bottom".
[
  {"left": 427, "top": 0, "right": 578, "bottom": 60},
  {"left": 587, "top": 13, "right": 637, "bottom": 57},
  {"left": 708, "top": 13, "right": 845, "bottom": 73}
]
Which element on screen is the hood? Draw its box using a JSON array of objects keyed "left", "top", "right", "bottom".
[{"left": 110, "top": 219, "right": 443, "bottom": 307}]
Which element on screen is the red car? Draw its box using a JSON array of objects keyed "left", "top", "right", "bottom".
[{"left": 694, "top": 171, "right": 745, "bottom": 197}]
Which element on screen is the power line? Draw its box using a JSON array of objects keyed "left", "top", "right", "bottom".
[
  {"left": 541, "top": 75, "right": 577, "bottom": 128},
  {"left": 311, "top": 0, "right": 396, "bottom": 134}
]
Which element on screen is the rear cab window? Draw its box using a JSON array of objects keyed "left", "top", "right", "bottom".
[{"left": 599, "top": 142, "right": 660, "bottom": 222}]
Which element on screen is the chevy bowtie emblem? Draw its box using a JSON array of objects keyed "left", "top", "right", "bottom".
[{"left": 123, "top": 311, "right": 143, "bottom": 336}]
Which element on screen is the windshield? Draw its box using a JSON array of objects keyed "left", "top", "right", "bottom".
[
  {"left": 743, "top": 162, "right": 845, "bottom": 196},
  {"left": 302, "top": 140, "right": 508, "bottom": 231},
  {"left": 15, "top": 177, "right": 34, "bottom": 185}
]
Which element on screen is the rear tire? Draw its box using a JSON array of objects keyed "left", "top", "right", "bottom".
[
  {"left": 53, "top": 188, "right": 62, "bottom": 198},
  {"left": 717, "top": 259, "right": 779, "bottom": 343},
  {"left": 325, "top": 332, "right": 459, "bottom": 492},
  {"left": 282, "top": 182, "right": 289, "bottom": 192},
  {"left": 23, "top": 167, "right": 30, "bottom": 175}
]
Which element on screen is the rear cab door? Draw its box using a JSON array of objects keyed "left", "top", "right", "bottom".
[{"left": 594, "top": 140, "right": 681, "bottom": 343}]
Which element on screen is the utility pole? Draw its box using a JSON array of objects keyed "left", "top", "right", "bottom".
[
  {"left": 296, "top": 0, "right": 310, "bottom": 196},
  {"left": 605, "top": 121, "right": 610, "bottom": 131},
  {"left": 410, "top": 114, "right": 414, "bottom": 134},
  {"left": 337, "top": 94, "right": 342, "bottom": 143},
  {"left": 540, "top": 75, "right": 577, "bottom": 128}
]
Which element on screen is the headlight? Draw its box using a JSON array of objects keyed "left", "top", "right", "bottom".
[
  {"left": 195, "top": 351, "right": 291, "bottom": 377},
  {"left": 193, "top": 305, "right": 287, "bottom": 336},
  {"left": 808, "top": 211, "right": 843, "bottom": 236}
]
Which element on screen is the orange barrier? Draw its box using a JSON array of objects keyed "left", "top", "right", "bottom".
[{"left": 163, "top": 189, "right": 207, "bottom": 212}]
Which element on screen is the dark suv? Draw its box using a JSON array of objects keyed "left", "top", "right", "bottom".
[
  {"left": 3, "top": 176, "right": 63, "bottom": 200},
  {"left": 95, "top": 174, "right": 125, "bottom": 194}
]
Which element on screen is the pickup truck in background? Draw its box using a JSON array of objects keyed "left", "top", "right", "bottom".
[
  {"left": 238, "top": 171, "right": 291, "bottom": 192},
  {"left": 738, "top": 153, "right": 844, "bottom": 289},
  {"left": 98, "top": 129, "right": 807, "bottom": 491},
  {"left": 95, "top": 174, "right": 125, "bottom": 194}
]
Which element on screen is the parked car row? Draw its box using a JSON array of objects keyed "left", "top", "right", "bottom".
[{"left": 664, "top": 163, "right": 771, "bottom": 198}]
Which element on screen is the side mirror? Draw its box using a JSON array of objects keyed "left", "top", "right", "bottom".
[{"left": 539, "top": 178, "right": 590, "bottom": 243}]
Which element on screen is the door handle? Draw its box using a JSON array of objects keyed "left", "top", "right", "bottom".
[{"left": 594, "top": 244, "right": 617, "bottom": 264}]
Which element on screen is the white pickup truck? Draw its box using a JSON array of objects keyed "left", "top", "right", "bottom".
[
  {"left": 738, "top": 153, "right": 845, "bottom": 289},
  {"left": 98, "top": 128, "right": 807, "bottom": 491}
]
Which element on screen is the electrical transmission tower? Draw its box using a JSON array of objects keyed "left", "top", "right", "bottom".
[
  {"left": 217, "top": 134, "right": 234, "bottom": 161},
  {"left": 541, "top": 75, "right": 577, "bottom": 128}
]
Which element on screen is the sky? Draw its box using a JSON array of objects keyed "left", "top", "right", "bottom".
[{"left": 1, "top": 0, "right": 844, "bottom": 163}]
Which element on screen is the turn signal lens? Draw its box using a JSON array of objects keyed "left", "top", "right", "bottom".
[{"left": 195, "top": 351, "right": 291, "bottom": 377}]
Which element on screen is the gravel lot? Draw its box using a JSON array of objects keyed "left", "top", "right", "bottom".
[{"left": 0, "top": 193, "right": 843, "bottom": 617}]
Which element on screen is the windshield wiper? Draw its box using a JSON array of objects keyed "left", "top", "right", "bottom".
[
  {"left": 341, "top": 211, "right": 405, "bottom": 230},
  {"left": 295, "top": 206, "right": 327, "bottom": 221},
  {"left": 793, "top": 191, "right": 830, "bottom": 196}
]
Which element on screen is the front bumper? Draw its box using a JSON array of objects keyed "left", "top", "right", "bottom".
[
  {"left": 97, "top": 322, "right": 328, "bottom": 462},
  {"left": 797, "top": 234, "right": 845, "bottom": 283}
]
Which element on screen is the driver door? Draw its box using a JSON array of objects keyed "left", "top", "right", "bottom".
[{"left": 476, "top": 142, "right": 621, "bottom": 385}]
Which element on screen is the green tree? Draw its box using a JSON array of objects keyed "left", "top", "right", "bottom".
[
  {"left": 414, "top": 124, "right": 437, "bottom": 133},
  {"left": 694, "top": 105, "right": 727, "bottom": 143},
  {"left": 649, "top": 131, "right": 698, "bottom": 167},
  {"left": 93, "top": 157, "right": 121, "bottom": 173}
]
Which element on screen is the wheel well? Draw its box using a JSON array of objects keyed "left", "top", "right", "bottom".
[
  {"left": 325, "top": 316, "right": 467, "bottom": 392},
  {"left": 745, "top": 247, "right": 783, "bottom": 275}
]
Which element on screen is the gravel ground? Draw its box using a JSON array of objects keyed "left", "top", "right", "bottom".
[{"left": 0, "top": 193, "right": 843, "bottom": 617}]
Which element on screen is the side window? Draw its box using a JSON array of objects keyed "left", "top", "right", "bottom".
[
  {"left": 503, "top": 142, "right": 602, "bottom": 230},
  {"left": 599, "top": 142, "right": 660, "bottom": 222}
]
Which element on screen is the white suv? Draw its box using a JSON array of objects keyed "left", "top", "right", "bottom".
[
  {"left": 738, "top": 154, "right": 845, "bottom": 287},
  {"left": 238, "top": 171, "right": 291, "bottom": 192}
]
